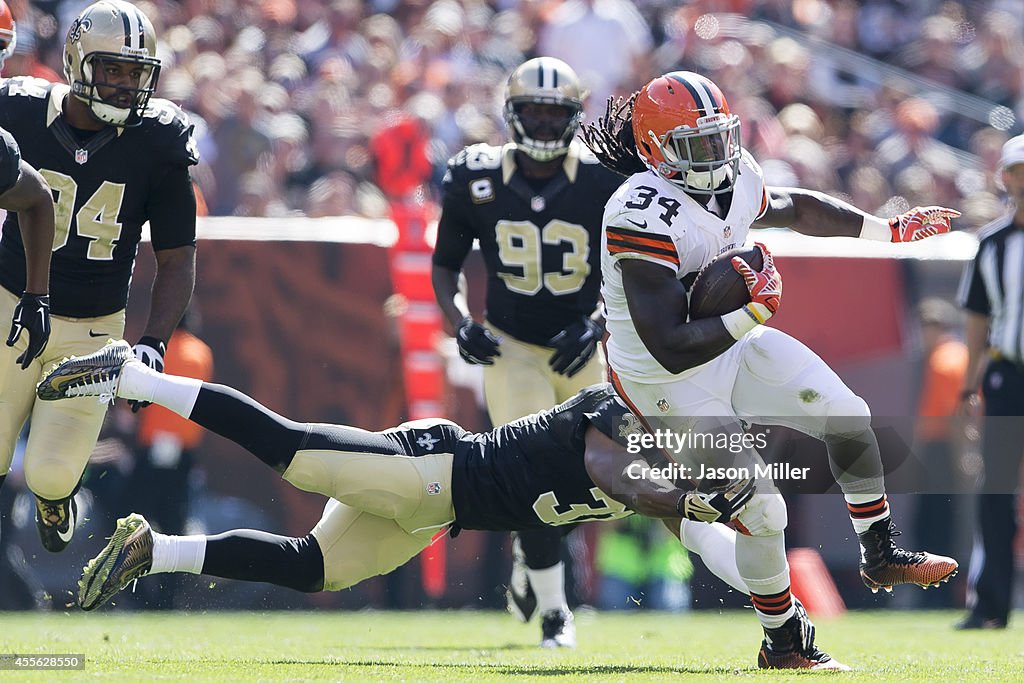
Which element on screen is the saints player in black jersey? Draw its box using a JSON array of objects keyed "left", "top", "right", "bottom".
[
  {"left": 432, "top": 57, "right": 625, "bottom": 648},
  {"left": 0, "top": 0, "right": 198, "bottom": 553},
  {"left": 0, "top": 5, "right": 56, "bottom": 403},
  {"left": 0, "top": 126, "right": 56, "bottom": 372},
  {"left": 37, "top": 341, "right": 851, "bottom": 670}
]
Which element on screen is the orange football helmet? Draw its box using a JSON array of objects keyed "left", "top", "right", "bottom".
[
  {"left": 0, "top": 0, "right": 16, "bottom": 73},
  {"left": 632, "top": 71, "right": 742, "bottom": 195}
]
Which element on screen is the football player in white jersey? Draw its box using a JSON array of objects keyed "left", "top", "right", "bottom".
[{"left": 582, "top": 71, "right": 959, "bottom": 669}]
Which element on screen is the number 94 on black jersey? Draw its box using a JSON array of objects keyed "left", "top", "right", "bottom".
[{"left": 0, "top": 77, "right": 199, "bottom": 318}]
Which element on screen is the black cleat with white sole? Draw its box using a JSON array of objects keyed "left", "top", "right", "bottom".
[{"left": 36, "top": 495, "right": 77, "bottom": 553}]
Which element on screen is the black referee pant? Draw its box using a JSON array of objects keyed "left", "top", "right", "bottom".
[{"left": 973, "top": 359, "right": 1024, "bottom": 624}]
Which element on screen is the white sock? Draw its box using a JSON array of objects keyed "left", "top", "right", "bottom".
[
  {"left": 845, "top": 493, "right": 890, "bottom": 534},
  {"left": 150, "top": 531, "right": 207, "bottom": 575},
  {"left": 118, "top": 362, "right": 203, "bottom": 418},
  {"left": 678, "top": 520, "right": 748, "bottom": 594},
  {"left": 527, "top": 563, "right": 569, "bottom": 614},
  {"left": 736, "top": 533, "right": 795, "bottom": 630},
  {"left": 746, "top": 572, "right": 796, "bottom": 630}
]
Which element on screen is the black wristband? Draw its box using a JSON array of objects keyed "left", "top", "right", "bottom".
[
  {"left": 138, "top": 335, "right": 167, "bottom": 356},
  {"left": 20, "top": 292, "right": 49, "bottom": 306},
  {"left": 675, "top": 491, "right": 688, "bottom": 518}
]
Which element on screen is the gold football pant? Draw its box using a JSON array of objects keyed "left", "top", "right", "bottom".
[
  {"left": 0, "top": 288, "right": 125, "bottom": 500},
  {"left": 282, "top": 420, "right": 456, "bottom": 591},
  {"left": 483, "top": 322, "right": 606, "bottom": 425}
]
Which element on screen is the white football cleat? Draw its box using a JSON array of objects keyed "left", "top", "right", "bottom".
[{"left": 37, "top": 339, "right": 135, "bottom": 404}]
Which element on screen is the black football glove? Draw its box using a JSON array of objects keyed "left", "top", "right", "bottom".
[
  {"left": 129, "top": 335, "right": 166, "bottom": 412},
  {"left": 5, "top": 292, "right": 50, "bottom": 370},
  {"left": 676, "top": 476, "right": 756, "bottom": 524},
  {"left": 456, "top": 317, "right": 502, "bottom": 365},
  {"left": 548, "top": 318, "right": 602, "bottom": 377}
]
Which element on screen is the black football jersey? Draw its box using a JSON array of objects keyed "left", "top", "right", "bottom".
[
  {"left": 0, "top": 78, "right": 199, "bottom": 317},
  {"left": 451, "top": 383, "right": 636, "bottom": 530},
  {"left": 0, "top": 126, "right": 21, "bottom": 195},
  {"left": 433, "top": 141, "right": 625, "bottom": 345}
]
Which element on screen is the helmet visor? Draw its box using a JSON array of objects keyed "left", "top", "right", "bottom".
[
  {"left": 660, "top": 119, "right": 738, "bottom": 171},
  {"left": 647, "top": 113, "right": 742, "bottom": 194}
]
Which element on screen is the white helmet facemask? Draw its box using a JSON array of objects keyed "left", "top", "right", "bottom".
[{"left": 646, "top": 113, "right": 742, "bottom": 195}]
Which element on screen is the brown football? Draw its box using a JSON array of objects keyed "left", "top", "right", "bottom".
[{"left": 688, "top": 246, "right": 764, "bottom": 320}]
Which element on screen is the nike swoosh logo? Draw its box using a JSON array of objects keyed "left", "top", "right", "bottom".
[
  {"left": 626, "top": 219, "right": 648, "bottom": 229},
  {"left": 56, "top": 503, "right": 75, "bottom": 544},
  {"left": 88, "top": 330, "right": 108, "bottom": 338},
  {"left": 50, "top": 371, "right": 90, "bottom": 392}
]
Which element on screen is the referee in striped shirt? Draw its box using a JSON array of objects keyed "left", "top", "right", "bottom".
[{"left": 955, "top": 133, "right": 1024, "bottom": 630}]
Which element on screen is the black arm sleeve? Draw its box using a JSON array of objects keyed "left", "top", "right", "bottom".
[
  {"left": 958, "top": 252, "right": 990, "bottom": 316},
  {"left": 146, "top": 164, "right": 197, "bottom": 250},
  {"left": 0, "top": 127, "right": 21, "bottom": 196}
]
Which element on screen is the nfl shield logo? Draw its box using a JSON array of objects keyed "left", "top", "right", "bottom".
[
  {"left": 723, "top": 225, "right": 732, "bottom": 239},
  {"left": 75, "top": 149, "right": 89, "bottom": 165},
  {"left": 656, "top": 398, "right": 670, "bottom": 413},
  {"left": 425, "top": 482, "right": 442, "bottom": 495},
  {"left": 531, "top": 196, "right": 545, "bottom": 212}
]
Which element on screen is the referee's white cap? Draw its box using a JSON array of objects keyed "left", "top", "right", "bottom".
[{"left": 1000, "top": 134, "right": 1024, "bottom": 170}]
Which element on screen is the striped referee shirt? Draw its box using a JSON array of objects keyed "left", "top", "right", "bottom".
[{"left": 958, "top": 216, "right": 1024, "bottom": 362}]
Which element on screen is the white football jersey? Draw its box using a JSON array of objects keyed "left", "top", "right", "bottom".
[{"left": 600, "top": 150, "right": 768, "bottom": 383}]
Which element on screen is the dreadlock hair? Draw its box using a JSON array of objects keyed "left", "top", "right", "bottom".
[{"left": 580, "top": 92, "right": 648, "bottom": 177}]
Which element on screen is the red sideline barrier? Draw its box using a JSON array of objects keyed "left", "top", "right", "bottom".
[
  {"left": 422, "top": 530, "right": 450, "bottom": 601},
  {"left": 788, "top": 547, "right": 846, "bottom": 619},
  {"left": 385, "top": 194, "right": 449, "bottom": 601}
]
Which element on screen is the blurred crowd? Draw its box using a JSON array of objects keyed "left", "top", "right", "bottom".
[{"left": 7, "top": 0, "right": 1024, "bottom": 225}]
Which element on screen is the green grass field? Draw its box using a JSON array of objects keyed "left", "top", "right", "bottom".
[{"left": 0, "top": 610, "right": 1018, "bottom": 681}]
